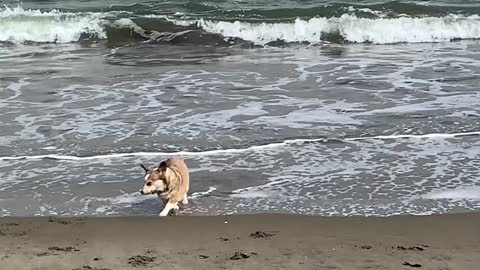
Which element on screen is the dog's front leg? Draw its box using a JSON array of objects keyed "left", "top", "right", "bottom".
[{"left": 159, "top": 201, "right": 179, "bottom": 217}]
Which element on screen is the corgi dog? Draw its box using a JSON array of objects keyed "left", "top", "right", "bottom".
[{"left": 139, "top": 159, "right": 189, "bottom": 216}]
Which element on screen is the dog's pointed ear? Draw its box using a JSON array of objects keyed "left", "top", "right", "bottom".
[
  {"left": 158, "top": 161, "right": 167, "bottom": 172},
  {"left": 140, "top": 164, "right": 148, "bottom": 172}
]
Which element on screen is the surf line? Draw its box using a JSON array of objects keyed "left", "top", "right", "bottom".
[{"left": 1, "top": 131, "right": 479, "bottom": 161}]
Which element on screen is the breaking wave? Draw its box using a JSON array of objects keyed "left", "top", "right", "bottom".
[
  {"left": 181, "top": 14, "right": 480, "bottom": 45},
  {"left": 0, "top": 6, "right": 107, "bottom": 43},
  {"left": 3, "top": 5, "right": 480, "bottom": 46}
]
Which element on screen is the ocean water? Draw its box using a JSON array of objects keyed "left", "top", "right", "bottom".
[{"left": 0, "top": 0, "right": 479, "bottom": 217}]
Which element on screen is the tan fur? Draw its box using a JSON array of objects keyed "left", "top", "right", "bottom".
[{"left": 140, "top": 159, "right": 190, "bottom": 216}]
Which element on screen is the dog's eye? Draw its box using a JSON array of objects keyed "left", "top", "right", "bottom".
[{"left": 146, "top": 182, "right": 152, "bottom": 186}]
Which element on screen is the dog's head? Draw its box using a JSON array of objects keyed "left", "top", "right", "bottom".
[{"left": 139, "top": 161, "right": 168, "bottom": 195}]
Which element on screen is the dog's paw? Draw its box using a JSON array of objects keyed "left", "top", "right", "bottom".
[
  {"left": 168, "top": 208, "right": 177, "bottom": 216},
  {"left": 159, "top": 209, "right": 171, "bottom": 217},
  {"left": 159, "top": 208, "right": 177, "bottom": 217},
  {"left": 159, "top": 203, "right": 179, "bottom": 216}
]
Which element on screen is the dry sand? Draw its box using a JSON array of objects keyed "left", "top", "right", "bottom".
[{"left": 0, "top": 213, "right": 479, "bottom": 270}]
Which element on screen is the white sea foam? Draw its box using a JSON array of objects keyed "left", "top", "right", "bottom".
[
  {"left": 4, "top": 4, "right": 479, "bottom": 45},
  {"left": 346, "top": 6, "right": 386, "bottom": 17},
  {"left": 0, "top": 6, "right": 106, "bottom": 43},
  {"left": 90, "top": 188, "right": 215, "bottom": 214},
  {"left": 0, "top": 131, "right": 478, "bottom": 161},
  {"left": 231, "top": 190, "right": 274, "bottom": 199},
  {"left": 170, "top": 14, "right": 480, "bottom": 44},
  {"left": 423, "top": 186, "right": 480, "bottom": 201},
  {"left": 347, "top": 131, "right": 480, "bottom": 141},
  {"left": 190, "top": 186, "right": 217, "bottom": 199},
  {"left": 111, "top": 18, "right": 144, "bottom": 33}
]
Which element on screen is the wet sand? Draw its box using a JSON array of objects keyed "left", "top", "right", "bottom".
[{"left": 1, "top": 213, "right": 479, "bottom": 270}]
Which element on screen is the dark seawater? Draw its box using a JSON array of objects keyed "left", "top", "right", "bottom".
[{"left": 0, "top": 0, "right": 479, "bottom": 216}]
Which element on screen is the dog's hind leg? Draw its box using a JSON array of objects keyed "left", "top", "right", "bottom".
[
  {"left": 182, "top": 193, "right": 189, "bottom": 205},
  {"left": 159, "top": 201, "right": 179, "bottom": 217}
]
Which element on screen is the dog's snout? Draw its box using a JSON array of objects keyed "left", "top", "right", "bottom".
[{"left": 139, "top": 189, "right": 144, "bottom": 195}]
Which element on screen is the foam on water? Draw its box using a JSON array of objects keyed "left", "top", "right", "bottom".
[
  {"left": 0, "top": 131, "right": 478, "bottom": 161},
  {"left": 110, "top": 18, "right": 145, "bottom": 34},
  {"left": 91, "top": 187, "right": 217, "bottom": 215},
  {"left": 231, "top": 190, "right": 272, "bottom": 199},
  {"left": 423, "top": 186, "right": 480, "bottom": 201},
  {"left": 0, "top": 6, "right": 107, "bottom": 43},
  {"left": 3, "top": 4, "right": 480, "bottom": 45},
  {"left": 0, "top": 134, "right": 479, "bottom": 217},
  {"left": 172, "top": 14, "right": 480, "bottom": 44},
  {"left": 190, "top": 186, "right": 217, "bottom": 199}
]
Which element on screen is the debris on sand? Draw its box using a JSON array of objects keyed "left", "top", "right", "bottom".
[
  {"left": 48, "top": 246, "right": 80, "bottom": 252},
  {"left": 229, "top": 251, "right": 257, "bottom": 260},
  {"left": 48, "top": 217, "right": 72, "bottom": 225},
  {"left": 403, "top": 261, "right": 422, "bottom": 268},
  {"left": 249, "top": 231, "right": 276, "bottom": 239},
  {"left": 72, "top": 266, "right": 111, "bottom": 270},
  {"left": 127, "top": 255, "right": 156, "bottom": 267},
  {"left": 396, "top": 245, "right": 425, "bottom": 251}
]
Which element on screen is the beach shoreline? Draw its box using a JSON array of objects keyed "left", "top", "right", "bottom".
[{"left": 1, "top": 212, "right": 479, "bottom": 270}]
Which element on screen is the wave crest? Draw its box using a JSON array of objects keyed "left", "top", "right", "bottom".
[
  {"left": 3, "top": 5, "right": 480, "bottom": 46},
  {"left": 0, "top": 6, "right": 106, "bottom": 43},
  {"left": 179, "top": 14, "right": 480, "bottom": 44}
]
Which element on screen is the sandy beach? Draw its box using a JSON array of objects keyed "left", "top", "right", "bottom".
[{"left": 0, "top": 213, "right": 479, "bottom": 270}]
